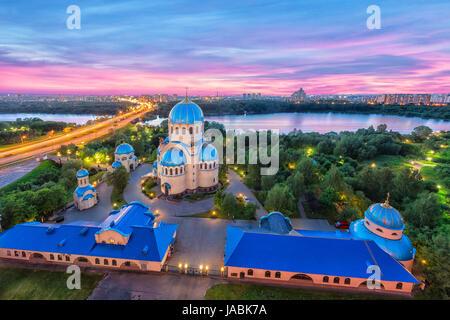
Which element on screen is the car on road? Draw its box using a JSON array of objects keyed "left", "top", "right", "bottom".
[
  {"left": 334, "top": 221, "right": 350, "bottom": 229},
  {"left": 55, "top": 216, "right": 64, "bottom": 223}
]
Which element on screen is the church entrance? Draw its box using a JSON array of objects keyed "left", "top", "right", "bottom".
[{"left": 164, "top": 184, "right": 169, "bottom": 195}]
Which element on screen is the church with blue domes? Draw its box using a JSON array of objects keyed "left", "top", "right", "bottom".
[
  {"left": 152, "top": 95, "right": 219, "bottom": 196},
  {"left": 73, "top": 169, "right": 98, "bottom": 210}
]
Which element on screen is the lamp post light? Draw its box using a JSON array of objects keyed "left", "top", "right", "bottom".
[
  {"left": 220, "top": 266, "right": 224, "bottom": 276},
  {"left": 205, "top": 265, "right": 209, "bottom": 276},
  {"left": 199, "top": 264, "right": 203, "bottom": 275},
  {"left": 178, "top": 263, "right": 182, "bottom": 273},
  {"left": 184, "top": 263, "right": 188, "bottom": 274}
]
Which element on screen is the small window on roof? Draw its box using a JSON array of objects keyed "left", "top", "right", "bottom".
[
  {"left": 344, "top": 278, "right": 351, "bottom": 285},
  {"left": 275, "top": 272, "right": 281, "bottom": 278},
  {"left": 112, "top": 260, "right": 117, "bottom": 266},
  {"left": 392, "top": 232, "right": 398, "bottom": 236},
  {"left": 247, "top": 269, "right": 253, "bottom": 276},
  {"left": 376, "top": 228, "right": 383, "bottom": 233},
  {"left": 50, "top": 254, "right": 54, "bottom": 260},
  {"left": 396, "top": 282, "right": 403, "bottom": 290},
  {"left": 104, "top": 259, "right": 109, "bottom": 265},
  {"left": 265, "top": 271, "right": 271, "bottom": 278},
  {"left": 95, "top": 258, "right": 100, "bottom": 264},
  {"left": 323, "top": 276, "right": 329, "bottom": 283},
  {"left": 333, "top": 277, "right": 340, "bottom": 284}
]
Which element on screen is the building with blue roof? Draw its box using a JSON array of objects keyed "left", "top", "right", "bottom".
[
  {"left": 0, "top": 202, "right": 177, "bottom": 272},
  {"left": 152, "top": 94, "right": 219, "bottom": 197},
  {"left": 73, "top": 169, "right": 98, "bottom": 210},
  {"left": 225, "top": 210, "right": 419, "bottom": 295},
  {"left": 350, "top": 196, "right": 416, "bottom": 270},
  {"left": 111, "top": 143, "right": 137, "bottom": 173}
]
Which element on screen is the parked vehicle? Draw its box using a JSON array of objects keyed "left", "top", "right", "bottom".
[
  {"left": 335, "top": 221, "right": 350, "bottom": 229},
  {"left": 55, "top": 216, "right": 64, "bottom": 223}
]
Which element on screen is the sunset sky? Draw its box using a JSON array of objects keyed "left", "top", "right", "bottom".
[{"left": 0, "top": 0, "right": 449, "bottom": 95}]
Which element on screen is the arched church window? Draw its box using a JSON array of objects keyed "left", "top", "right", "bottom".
[
  {"left": 171, "top": 126, "right": 173, "bottom": 134},
  {"left": 175, "top": 168, "right": 178, "bottom": 175},
  {"left": 209, "top": 163, "right": 212, "bottom": 169},
  {"left": 396, "top": 282, "right": 403, "bottom": 289},
  {"left": 344, "top": 278, "right": 351, "bottom": 285},
  {"left": 333, "top": 277, "right": 340, "bottom": 284},
  {"left": 176, "top": 127, "right": 179, "bottom": 135},
  {"left": 265, "top": 271, "right": 271, "bottom": 278},
  {"left": 165, "top": 168, "right": 168, "bottom": 175},
  {"left": 247, "top": 269, "right": 253, "bottom": 276},
  {"left": 182, "top": 127, "right": 186, "bottom": 135},
  {"left": 189, "top": 127, "right": 193, "bottom": 135},
  {"left": 323, "top": 276, "right": 329, "bottom": 283},
  {"left": 170, "top": 168, "right": 173, "bottom": 175}
]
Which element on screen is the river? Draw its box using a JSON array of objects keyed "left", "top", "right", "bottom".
[
  {"left": 1, "top": 112, "right": 449, "bottom": 133},
  {"left": 207, "top": 112, "right": 450, "bottom": 134}
]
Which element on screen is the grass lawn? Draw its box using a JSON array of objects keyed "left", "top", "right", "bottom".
[
  {"left": 361, "top": 154, "right": 408, "bottom": 170},
  {"left": 187, "top": 208, "right": 232, "bottom": 219},
  {"left": 183, "top": 192, "right": 215, "bottom": 202},
  {"left": 205, "top": 283, "right": 403, "bottom": 300},
  {"left": 111, "top": 187, "right": 127, "bottom": 209},
  {"left": 0, "top": 267, "right": 104, "bottom": 300},
  {"left": 0, "top": 160, "right": 58, "bottom": 196}
]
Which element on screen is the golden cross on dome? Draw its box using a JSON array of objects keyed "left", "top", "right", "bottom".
[
  {"left": 185, "top": 87, "right": 188, "bottom": 100},
  {"left": 384, "top": 192, "right": 390, "bottom": 207}
]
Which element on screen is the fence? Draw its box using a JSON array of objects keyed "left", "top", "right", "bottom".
[{"left": 162, "top": 263, "right": 227, "bottom": 278}]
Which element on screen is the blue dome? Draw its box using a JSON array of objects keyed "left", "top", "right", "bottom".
[
  {"left": 259, "top": 211, "right": 293, "bottom": 234},
  {"left": 169, "top": 99, "right": 204, "bottom": 124},
  {"left": 76, "top": 169, "right": 89, "bottom": 178},
  {"left": 161, "top": 148, "right": 186, "bottom": 167},
  {"left": 350, "top": 219, "right": 415, "bottom": 261},
  {"left": 112, "top": 161, "right": 122, "bottom": 169},
  {"left": 365, "top": 203, "right": 404, "bottom": 230},
  {"left": 201, "top": 144, "right": 218, "bottom": 161},
  {"left": 115, "top": 143, "right": 134, "bottom": 155}
]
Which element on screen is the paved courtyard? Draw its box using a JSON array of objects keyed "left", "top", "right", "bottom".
[
  {"left": 89, "top": 272, "right": 224, "bottom": 300},
  {"left": 43, "top": 162, "right": 336, "bottom": 299}
]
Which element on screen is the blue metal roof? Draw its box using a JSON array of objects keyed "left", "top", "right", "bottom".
[
  {"left": 168, "top": 99, "right": 204, "bottom": 124},
  {"left": 74, "top": 185, "right": 96, "bottom": 198},
  {"left": 161, "top": 148, "right": 186, "bottom": 167},
  {"left": 76, "top": 169, "right": 89, "bottom": 178},
  {"left": 115, "top": 143, "right": 134, "bottom": 155},
  {"left": 259, "top": 212, "right": 293, "bottom": 234},
  {"left": 365, "top": 203, "right": 404, "bottom": 230},
  {"left": 112, "top": 161, "right": 122, "bottom": 168},
  {"left": 350, "top": 219, "right": 415, "bottom": 261},
  {"left": 200, "top": 144, "right": 218, "bottom": 162},
  {"left": 224, "top": 226, "right": 419, "bottom": 283},
  {"left": 0, "top": 202, "right": 177, "bottom": 263},
  {"left": 82, "top": 194, "right": 94, "bottom": 201}
]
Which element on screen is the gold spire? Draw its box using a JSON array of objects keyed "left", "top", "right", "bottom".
[
  {"left": 382, "top": 192, "right": 391, "bottom": 208},
  {"left": 185, "top": 87, "right": 188, "bottom": 100}
]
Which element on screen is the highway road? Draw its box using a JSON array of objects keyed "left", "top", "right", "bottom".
[{"left": 0, "top": 101, "right": 154, "bottom": 168}]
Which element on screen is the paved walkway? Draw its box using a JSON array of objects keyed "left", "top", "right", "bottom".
[
  {"left": 61, "top": 181, "right": 113, "bottom": 224},
  {"left": 226, "top": 170, "right": 268, "bottom": 220}
]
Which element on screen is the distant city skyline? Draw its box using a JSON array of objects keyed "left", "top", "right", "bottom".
[{"left": 0, "top": 0, "right": 449, "bottom": 95}]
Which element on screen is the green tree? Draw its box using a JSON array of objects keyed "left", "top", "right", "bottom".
[
  {"left": 265, "top": 183, "right": 297, "bottom": 216},
  {"left": 323, "top": 165, "right": 346, "bottom": 192},
  {"left": 286, "top": 171, "right": 306, "bottom": 198},
  {"left": 296, "top": 158, "right": 319, "bottom": 185},
  {"left": 221, "top": 192, "right": 237, "bottom": 217},
  {"left": 106, "top": 166, "right": 129, "bottom": 193},
  {"left": 336, "top": 207, "right": 360, "bottom": 222},
  {"left": 403, "top": 193, "right": 442, "bottom": 229},
  {"left": 245, "top": 165, "right": 261, "bottom": 190},
  {"left": 261, "top": 175, "right": 277, "bottom": 191},
  {"left": 319, "top": 187, "right": 340, "bottom": 209}
]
